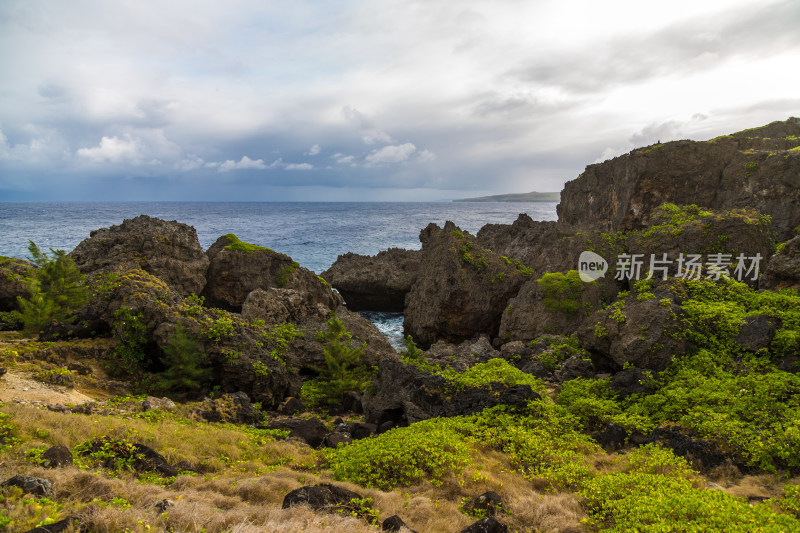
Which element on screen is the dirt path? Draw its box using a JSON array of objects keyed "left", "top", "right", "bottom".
[{"left": 0, "top": 370, "right": 95, "bottom": 406}]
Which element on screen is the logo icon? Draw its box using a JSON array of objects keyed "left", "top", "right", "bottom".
[{"left": 578, "top": 251, "right": 608, "bottom": 282}]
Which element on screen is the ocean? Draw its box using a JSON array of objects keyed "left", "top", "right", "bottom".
[{"left": 0, "top": 201, "right": 558, "bottom": 347}]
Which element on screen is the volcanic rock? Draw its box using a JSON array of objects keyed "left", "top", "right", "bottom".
[
  {"left": 557, "top": 117, "right": 800, "bottom": 241},
  {"left": 403, "top": 222, "right": 532, "bottom": 347},
  {"left": 202, "top": 234, "right": 338, "bottom": 313},
  {"left": 69, "top": 215, "right": 208, "bottom": 296},
  {"left": 322, "top": 248, "right": 422, "bottom": 311}
]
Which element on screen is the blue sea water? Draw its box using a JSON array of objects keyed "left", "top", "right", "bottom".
[{"left": 0, "top": 201, "right": 558, "bottom": 347}]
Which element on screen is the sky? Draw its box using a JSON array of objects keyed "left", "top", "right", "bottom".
[{"left": 1, "top": 0, "right": 799, "bottom": 202}]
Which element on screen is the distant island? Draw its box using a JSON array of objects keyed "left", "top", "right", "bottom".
[{"left": 453, "top": 191, "right": 560, "bottom": 202}]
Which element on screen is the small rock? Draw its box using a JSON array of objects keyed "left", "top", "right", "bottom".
[
  {"left": 377, "top": 421, "right": 395, "bottom": 434},
  {"left": 351, "top": 422, "right": 377, "bottom": 440},
  {"left": 281, "top": 483, "right": 362, "bottom": 510},
  {"left": 278, "top": 397, "right": 304, "bottom": 415},
  {"left": 323, "top": 432, "right": 353, "bottom": 448},
  {"left": 382, "top": 514, "right": 419, "bottom": 532},
  {"left": 267, "top": 417, "right": 328, "bottom": 448},
  {"left": 21, "top": 516, "right": 80, "bottom": 533},
  {"left": 341, "top": 391, "right": 363, "bottom": 414},
  {"left": 1, "top": 475, "right": 55, "bottom": 498},
  {"left": 142, "top": 396, "right": 176, "bottom": 411},
  {"left": 41, "top": 445, "right": 73, "bottom": 468},
  {"left": 154, "top": 499, "right": 175, "bottom": 512},
  {"left": 460, "top": 517, "right": 508, "bottom": 533},
  {"left": 67, "top": 362, "right": 92, "bottom": 375},
  {"left": 463, "top": 491, "right": 503, "bottom": 517}
]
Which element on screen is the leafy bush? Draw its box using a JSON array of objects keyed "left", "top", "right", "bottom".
[
  {"left": 446, "top": 358, "right": 544, "bottom": 393},
  {"left": 325, "top": 417, "right": 474, "bottom": 489},
  {"left": 536, "top": 270, "right": 586, "bottom": 315},
  {"left": 108, "top": 307, "right": 147, "bottom": 375}
]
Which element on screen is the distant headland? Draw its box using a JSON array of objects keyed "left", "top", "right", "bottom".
[{"left": 453, "top": 191, "right": 560, "bottom": 202}]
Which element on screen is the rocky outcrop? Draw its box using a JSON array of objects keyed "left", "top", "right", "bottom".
[
  {"left": 69, "top": 215, "right": 209, "bottom": 296},
  {"left": 577, "top": 284, "right": 688, "bottom": 372},
  {"left": 363, "top": 357, "right": 541, "bottom": 426},
  {"left": 403, "top": 222, "right": 533, "bottom": 347},
  {"left": 202, "top": 234, "right": 338, "bottom": 313},
  {"left": 0, "top": 256, "right": 34, "bottom": 311},
  {"left": 763, "top": 236, "right": 800, "bottom": 291},
  {"left": 557, "top": 117, "right": 800, "bottom": 241},
  {"left": 499, "top": 274, "right": 621, "bottom": 343},
  {"left": 321, "top": 248, "right": 422, "bottom": 311},
  {"left": 476, "top": 216, "right": 588, "bottom": 276},
  {"left": 627, "top": 205, "right": 774, "bottom": 281},
  {"left": 241, "top": 287, "right": 339, "bottom": 325}
]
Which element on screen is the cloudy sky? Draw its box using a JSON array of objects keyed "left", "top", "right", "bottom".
[{"left": 1, "top": 0, "right": 799, "bottom": 201}]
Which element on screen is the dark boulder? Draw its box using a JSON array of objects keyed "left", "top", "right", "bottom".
[
  {"left": 460, "top": 517, "right": 508, "bottom": 533},
  {"left": 382, "top": 515, "right": 419, "bottom": 532},
  {"left": 323, "top": 432, "right": 353, "bottom": 448},
  {"left": 591, "top": 423, "right": 630, "bottom": 452},
  {"left": 277, "top": 397, "right": 304, "bottom": 416},
  {"left": 321, "top": 248, "right": 422, "bottom": 311},
  {"left": 1, "top": 475, "right": 54, "bottom": 498},
  {"left": 350, "top": 422, "right": 377, "bottom": 440},
  {"left": 652, "top": 426, "right": 731, "bottom": 472},
  {"left": 21, "top": 516, "right": 80, "bottom": 533},
  {"left": 553, "top": 356, "right": 595, "bottom": 382},
  {"left": 558, "top": 117, "right": 800, "bottom": 241},
  {"left": 40, "top": 445, "right": 73, "bottom": 468},
  {"left": 76, "top": 437, "right": 177, "bottom": 477},
  {"left": 282, "top": 483, "right": 362, "bottom": 511},
  {"left": 199, "top": 392, "right": 261, "bottom": 425},
  {"left": 267, "top": 417, "right": 328, "bottom": 448},
  {"left": 763, "top": 236, "right": 800, "bottom": 291},
  {"left": 69, "top": 215, "right": 208, "bottom": 296},
  {"left": 735, "top": 315, "right": 779, "bottom": 352},
  {"left": 609, "top": 368, "right": 653, "bottom": 400}
]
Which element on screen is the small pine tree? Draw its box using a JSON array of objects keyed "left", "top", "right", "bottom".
[
  {"left": 157, "top": 323, "right": 210, "bottom": 395},
  {"left": 13, "top": 241, "right": 87, "bottom": 333},
  {"left": 313, "top": 312, "right": 372, "bottom": 405}
]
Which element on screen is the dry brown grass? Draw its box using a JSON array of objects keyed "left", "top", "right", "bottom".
[{"left": 0, "top": 400, "right": 598, "bottom": 532}]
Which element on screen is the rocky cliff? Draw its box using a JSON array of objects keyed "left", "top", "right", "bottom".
[{"left": 557, "top": 117, "right": 800, "bottom": 241}]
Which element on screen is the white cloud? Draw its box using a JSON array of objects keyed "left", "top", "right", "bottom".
[
  {"left": 332, "top": 153, "right": 356, "bottom": 165},
  {"left": 285, "top": 162, "right": 313, "bottom": 170},
  {"left": 417, "top": 149, "right": 436, "bottom": 162},
  {"left": 308, "top": 144, "right": 320, "bottom": 156},
  {"left": 77, "top": 134, "right": 144, "bottom": 163},
  {"left": 175, "top": 154, "right": 205, "bottom": 171},
  {"left": 217, "top": 155, "right": 267, "bottom": 172},
  {"left": 365, "top": 143, "right": 416, "bottom": 164}
]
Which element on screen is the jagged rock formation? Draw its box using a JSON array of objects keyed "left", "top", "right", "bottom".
[
  {"left": 202, "top": 234, "right": 338, "bottom": 313},
  {"left": 577, "top": 282, "right": 689, "bottom": 372},
  {"left": 557, "top": 117, "right": 800, "bottom": 241},
  {"left": 0, "top": 256, "right": 34, "bottom": 311},
  {"left": 499, "top": 275, "right": 619, "bottom": 343},
  {"left": 763, "top": 235, "right": 800, "bottom": 291},
  {"left": 69, "top": 215, "right": 209, "bottom": 296},
  {"left": 403, "top": 222, "right": 533, "bottom": 347},
  {"left": 363, "top": 357, "right": 540, "bottom": 426},
  {"left": 321, "top": 248, "right": 421, "bottom": 311}
]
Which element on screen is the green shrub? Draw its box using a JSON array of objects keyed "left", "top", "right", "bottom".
[
  {"left": 157, "top": 323, "right": 210, "bottom": 394},
  {"left": 310, "top": 312, "right": 372, "bottom": 406},
  {"left": 108, "top": 307, "right": 147, "bottom": 375},
  {"left": 536, "top": 271, "right": 585, "bottom": 315},
  {"left": 446, "top": 358, "right": 544, "bottom": 393},
  {"left": 325, "top": 417, "right": 474, "bottom": 489},
  {"left": 222, "top": 233, "right": 271, "bottom": 253},
  {"left": 12, "top": 241, "right": 87, "bottom": 333}
]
